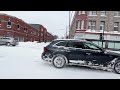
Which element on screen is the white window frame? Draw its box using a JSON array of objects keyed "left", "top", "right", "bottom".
[
  {"left": 100, "top": 21, "right": 105, "bottom": 31},
  {"left": 7, "top": 21, "right": 12, "bottom": 28},
  {"left": 88, "top": 11, "right": 97, "bottom": 16},
  {"left": 114, "top": 11, "right": 120, "bottom": 16},
  {"left": 101, "top": 11, "right": 106, "bottom": 16},
  {"left": 24, "top": 27, "right": 26, "bottom": 32},
  {"left": 92, "top": 11, "right": 97, "bottom": 15},
  {"left": 0, "top": 20, "right": 1, "bottom": 27},
  {"left": 77, "top": 20, "right": 80, "bottom": 29},
  {"left": 81, "top": 20, "right": 84, "bottom": 29},
  {"left": 114, "top": 22, "right": 119, "bottom": 31},
  {"left": 41, "top": 28, "right": 43, "bottom": 32},
  {"left": 81, "top": 11, "right": 85, "bottom": 14},
  {"left": 88, "top": 21, "right": 92, "bottom": 30},
  {"left": 17, "top": 24, "right": 20, "bottom": 30},
  {"left": 91, "top": 21, "right": 96, "bottom": 30},
  {"left": 78, "top": 11, "right": 81, "bottom": 15},
  {"left": 26, "top": 27, "right": 28, "bottom": 33},
  {"left": 88, "top": 11, "right": 92, "bottom": 16}
]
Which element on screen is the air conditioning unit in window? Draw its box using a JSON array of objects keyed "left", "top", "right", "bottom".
[{"left": 7, "top": 25, "right": 11, "bottom": 28}]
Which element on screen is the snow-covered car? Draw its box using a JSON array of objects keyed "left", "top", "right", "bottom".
[
  {"left": 0, "top": 37, "right": 19, "bottom": 46},
  {"left": 41, "top": 39, "right": 120, "bottom": 74}
]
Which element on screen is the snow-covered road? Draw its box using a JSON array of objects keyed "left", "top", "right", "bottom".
[{"left": 0, "top": 42, "right": 120, "bottom": 79}]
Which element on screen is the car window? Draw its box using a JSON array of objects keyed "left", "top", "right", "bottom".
[
  {"left": 55, "top": 41, "right": 66, "bottom": 46},
  {"left": 84, "top": 42, "right": 100, "bottom": 50},
  {"left": 66, "top": 41, "right": 85, "bottom": 49},
  {"left": 48, "top": 40, "right": 61, "bottom": 46},
  {"left": 2, "top": 38, "right": 10, "bottom": 40}
]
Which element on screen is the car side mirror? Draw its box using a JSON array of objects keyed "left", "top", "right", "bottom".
[
  {"left": 97, "top": 49, "right": 104, "bottom": 53},
  {"left": 100, "top": 49, "right": 107, "bottom": 54}
]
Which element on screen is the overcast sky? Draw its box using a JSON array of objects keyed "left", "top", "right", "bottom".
[{"left": 0, "top": 11, "right": 75, "bottom": 38}]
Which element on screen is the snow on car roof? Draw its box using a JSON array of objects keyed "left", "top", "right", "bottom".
[{"left": 53, "top": 39, "right": 87, "bottom": 42}]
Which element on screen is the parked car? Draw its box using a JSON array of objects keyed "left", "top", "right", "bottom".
[
  {"left": 0, "top": 37, "right": 19, "bottom": 46},
  {"left": 41, "top": 39, "right": 120, "bottom": 74}
]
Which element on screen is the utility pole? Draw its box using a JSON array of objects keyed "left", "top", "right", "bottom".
[
  {"left": 66, "top": 26, "right": 68, "bottom": 39},
  {"left": 69, "top": 11, "right": 71, "bottom": 39},
  {"left": 102, "top": 24, "right": 105, "bottom": 48}
]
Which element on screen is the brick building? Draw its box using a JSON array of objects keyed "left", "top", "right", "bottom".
[
  {"left": 0, "top": 13, "right": 54, "bottom": 42},
  {"left": 30, "top": 24, "right": 48, "bottom": 42},
  {"left": 70, "top": 11, "right": 120, "bottom": 49},
  {"left": 46, "top": 32, "right": 54, "bottom": 42}
]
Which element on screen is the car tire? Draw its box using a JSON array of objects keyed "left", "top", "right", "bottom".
[
  {"left": 6, "top": 42, "right": 10, "bottom": 46},
  {"left": 114, "top": 60, "right": 120, "bottom": 74},
  {"left": 12, "top": 45, "right": 16, "bottom": 46},
  {"left": 52, "top": 55, "right": 66, "bottom": 68}
]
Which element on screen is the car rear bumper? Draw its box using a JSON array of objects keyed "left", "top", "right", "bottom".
[{"left": 41, "top": 53, "right": 52, "bottom": 63}]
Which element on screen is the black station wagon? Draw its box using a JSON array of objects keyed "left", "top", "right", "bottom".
[{"left": 41, "top": 39, "right": 120, "bottom": 74}]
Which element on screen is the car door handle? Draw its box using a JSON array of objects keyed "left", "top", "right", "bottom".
[{"left": 86, "top": 53, "right": 91, "bottom": 55}]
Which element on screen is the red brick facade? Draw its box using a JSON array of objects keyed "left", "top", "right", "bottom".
[
  {"left": 0, "top": 13, "right": 54, "bottom": 42},
  {"left": 47, "top": 32, "right": 54, "bottom": 42},
  {"left": 70, "top": 11, "right": 87, "bottom": 38},
  {"left": 75, "top": 11, "right": 87, "bottom": 32}
]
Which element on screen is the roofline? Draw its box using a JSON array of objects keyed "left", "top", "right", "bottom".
[{"left": 0, "top": 13, "right": 42, "bottom": 31}]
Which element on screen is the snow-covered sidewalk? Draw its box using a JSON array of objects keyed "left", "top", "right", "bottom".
[{"left": 0, "top": 42, "right": 120, "bottom": 79}]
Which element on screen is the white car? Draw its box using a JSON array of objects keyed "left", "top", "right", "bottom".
[{"left": 0, "top": 37, "right": 19, "bottom": 46}]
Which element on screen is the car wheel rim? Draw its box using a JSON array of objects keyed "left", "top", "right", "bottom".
[
  {"left": 7, "top": 43, "right": 10, "bottom": 46},
  {"left": 115, "top": 62, "right": 120, "bottom": 73},
  {"left": 54, "top": 56, "right": 65, "bottom": 68}
]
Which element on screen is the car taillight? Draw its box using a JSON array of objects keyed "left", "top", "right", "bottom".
[{"left": 44, "top": 47, "right": 48, "bottom": 52}]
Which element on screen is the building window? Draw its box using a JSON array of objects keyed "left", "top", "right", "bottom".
[
  {"left": 88, "top": 21, "right": 96, "bottom": 30},
  {"left": 101, "top": 11, "right": 106, "bottom": 16},
  {"left": 41, "top": 33, "right": 43, "bottom": 36},
  {"left": 41, "top": 28, "right": 43, "bottom": 32},
  {"left": 24, "top": 27, "right": 26, "bottom": 32},
  {"left": 81, "top": 20, "right": 84, "bottom": 29},
  {"left": 114, "top": 22, "right": 119, "bottom": 31},
  {"left": 100, "top": 21, "right": 105, "bottom": 31},
  {"left": 31, "top": 30, "right": 33, "bottom": 34},
  {"left": 76, "top": 20, "right": 80, "bottom": 29},
  {"left": 88, "top": 21, "right": 92, "bottom": 29},
  {"left": 88, "top": 11, "right": 97, "bottom": 16},
  {"left": 114, "top": 11, "right": 120, "bottom": 16},
  {"left": 78, "top": 11, "right": 81, "bottom": 15},
  {"left": 91, "top": 21, "right": 96, "bottom": 30},
  {"left": 0, "top": 20, "right": 1, "bottom": 27},
  {"left": 81, "top": 11, "right": 85, "bottom": 14},
  {"left": 17, "top": 24, "right": 20, "bottom": 30},
  {"left": 24, "top": 27, "right": 28, "bottom": 32},
  {"left": 7, "top": 21, "right": 12, "bottom": 28},
  {"left": 92, "top": 11, "right": 97, "bottom": 15},
  {"left": 26, "top": 28, "right": 28, "bottom": 33}
]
